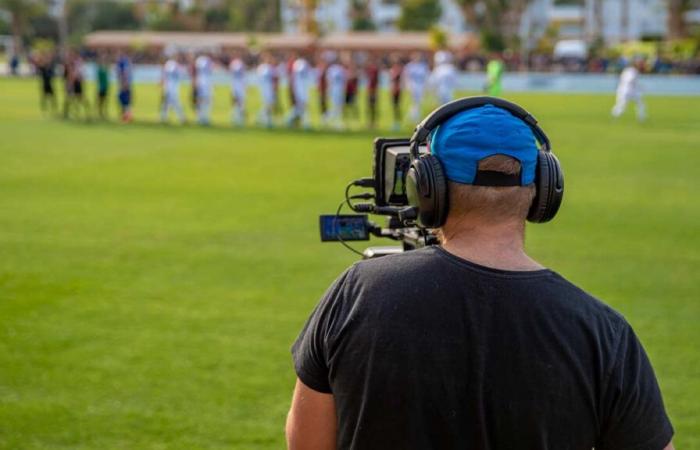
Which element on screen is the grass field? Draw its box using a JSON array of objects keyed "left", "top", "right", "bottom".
[{"left": 0, "top": 77, "right": 699, "bottom": 449}]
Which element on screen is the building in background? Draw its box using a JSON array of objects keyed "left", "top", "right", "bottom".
[
  {"left": 521, "top": 0, "right": 667, "bottom": 46},
  {"left": 281, "top": 0, "right": 465, "bottom": 34}
]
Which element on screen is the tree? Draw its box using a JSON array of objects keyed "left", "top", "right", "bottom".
[
  {"left": 398, "top": 0, "right": 441, "bottom": 31},
  {"left": 0, "top": 0, "right": 43, "bottom": 55},
  {"left": 351, "top": 0, "right": 375, "bottom": 31},
  {"left": 454, "top": 0, "right": 530, "bottom": 52},
  {"left": 226, "top": 0, "right": 280, "bottom": 32}
]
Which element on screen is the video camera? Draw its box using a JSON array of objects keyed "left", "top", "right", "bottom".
[{"left": 319, "top": 138, "right": 439, "bottom": 259}]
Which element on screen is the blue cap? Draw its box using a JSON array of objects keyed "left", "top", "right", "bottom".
[{"left": 430, "top": 104, "right": 538, "bottom": 185}]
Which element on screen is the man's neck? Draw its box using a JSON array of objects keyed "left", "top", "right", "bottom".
[{"left": 439, "top": 217, "right": 544, "bottom": 272}]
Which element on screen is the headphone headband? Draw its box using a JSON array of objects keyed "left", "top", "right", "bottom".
[{"left": 409, "top": 96, "right": 551, "bottom": 160}]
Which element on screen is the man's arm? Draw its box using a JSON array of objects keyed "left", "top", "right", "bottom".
[
  {"left": 663, "top": 443, "right": 674, "bottom": 450},
  {"left": 286, "top": 378, "right": 336, "bottom": 450}
]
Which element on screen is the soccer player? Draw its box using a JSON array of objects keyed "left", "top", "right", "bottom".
[
  {"left": 286, "top": 53, "right": 313, "bottom": 128},
  {"left": 160, "top": 54, "right": 186, "bottom": 124},
  {"left": 344, "top": 60, "right": 359, "bottom": 122},
  {"left": 389, "top": 54, "right": 404, "bottom": 131},
  {"left": 95, "top": 52, "right": 110, "bottom": 120},
  {"left": 430, "top": 50, "right": 457, "bottom": 106},
  {"left": 257, "top": 53, "right": 277, "bottom": 127},
  {"left": 403, "top": 52, "right": 430, "bottom": 123},
  {"left": 116, "top": 51, "right": 133, "bottom": 123},
  {"left": 229, "top": 53, "right": 247, "bottom": 125},
  {"left": 194, "top": 53, "right": 214, "bottom": 125},
  {"left": 317, "top": 52, "right": 331, "bottom": 125},
  {"left": 325, "top": 57, "right": 347, "bottom": 130},
  {"left": 37, "top": 52, "right": 57, "bottom": 115},
  {"left": 364, "top": 56, "right": 380, "bottom": 129},
  {"left": 63, "top": 52, "right": 89, "bottom": 120},
  {"left": 485, "top": 54, "right": 504, "bottom": 96},
  {"left": 611, "top": 60, "right": 647, "bottom": 122}
]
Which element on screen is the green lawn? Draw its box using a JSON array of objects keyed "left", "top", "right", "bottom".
[{"left": 0, "top": 77, "right": 698, "bottom": 449}]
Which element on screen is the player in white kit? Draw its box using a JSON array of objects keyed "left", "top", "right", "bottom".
[
  {"left": 430, "top": 50, "right": 458, "bottom": 106},
  {"left": 229, "top": 55, "right": 247, "bottom": 125},
  {"left": 195, "top": 53, "right": 214, "bottom": 125},
  {"left": 325, "top": 59, "right": 347, "bottom": 129},
  {"left": 257, "top": 54, "right": 277, "bottom": 127},
  {"left": 404, "top": 53, "right": 430, "bottom": 123},
  {"left": 160, "top": 55, "right": 185, "bottom": 124},
  {"left": 611, "top": 61, "right": 646, "bottom": 122},
  {"left": 286, "top": 55, "right": 312, "bottom": 128}
]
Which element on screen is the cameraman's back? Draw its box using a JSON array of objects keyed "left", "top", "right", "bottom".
[
  {"left": 313, "top": 247, "right": 667, "bottom": 448},
  {"left": 288, "top": 104, "right": 672, "bottom": 450}
]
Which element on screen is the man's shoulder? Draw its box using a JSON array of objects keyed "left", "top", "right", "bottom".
[
  {"left": 349, "top": 246, "right": 441, "bottom": 282},
  {"left": 348, "top": 247, "right": 627, "bottom": 329}
]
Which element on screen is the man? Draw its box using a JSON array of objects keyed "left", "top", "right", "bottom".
[
  {"left": 257, "top": 53, "right": 277, "bottom": 127},
  {"left": 403, "top": 52, "right": 430, "bottom": 123},
  {"left": 364, "top": 56, "right": 380, "bottom": 129},
  {"left": 430, "top": 50, "right": 457, "bottom": 106},
  {"left": 229, "top": 53, "right": 247, "bottom": 125},
  {"left": 317, "top": 52, "right": 331, "bottom": 125},
  {"left": 286, "top": 53, "right": 312, "bottom": 129},
  {"left": 485, "top": 53, "right": 504, "bottom": 96},
  {"left": 194, "top": 52, "right": 214, "bottom": 125},
  {"left": 160, "top": 54, "right": 186, "bottom": 124},
  {"left": 389, "top": 54, "right": 403, "bottom": 131},
  {"left": 37, "top": 52, "right": 57, "bottom": 115},
  {"left": 95, "top": 52, "right": 110, "bottom": 120},
  {"left": 116, "top": 51, "right": 133, "bottom": 123},
  {"left": 62, "top": 51, "right": 89, "bottom": 120},
  {"left": 612, "top": 60, "right": 646, "bottom": 122},
  {"left": 287, "top": 103, "right": 674, "bottom": 449},
  {"left": 344, "top": 60, "right": 359, "bottom": 122},
  {"left": 325, "top": 57, "right": 346, "bottom": 130}
]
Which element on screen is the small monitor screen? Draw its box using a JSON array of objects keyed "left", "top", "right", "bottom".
[
  {"left": 383, "top": 145, "right": 427, "bottom": 206},
  {"left": 319, "top": 215, "right": 370, "bottom": 242}
]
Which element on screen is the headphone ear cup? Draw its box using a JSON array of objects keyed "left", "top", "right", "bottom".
[
  {"left": 426, "top": 155, "right": 448, "bottom": 228},
  {"left": 405, "top": 155, "right": 448, "bottom": 228},
  {"left": 528, "top": 151, "right": 564, "bottom": 223}
]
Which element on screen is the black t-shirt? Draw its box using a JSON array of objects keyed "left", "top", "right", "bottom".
[{"left": 292, "top": 246, "right": 673, "bottom": 450}]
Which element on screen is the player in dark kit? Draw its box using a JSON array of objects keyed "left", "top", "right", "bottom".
[
  {"left": 364, "top": 56, "right": 380, "bottom": 129},
  {"left": 37, "top": 53, "right": 57, "bottom": 114},
  {"left": 389, "top": 54, "right": 403, "bottom": 130},
  {"left": 344, "top": 61, "right": 359, "bottom": 121},
  {"left": 287, "top": 98, "right": 674, "bottom": 450}
]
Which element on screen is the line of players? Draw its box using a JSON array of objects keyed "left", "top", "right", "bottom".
[{"left": 157, "top": 50, "right": 460, "bottom": 130}]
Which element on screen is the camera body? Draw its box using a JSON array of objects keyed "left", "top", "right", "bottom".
[{"left": 319, "top": 138, "right": 436, "bottom": 258}]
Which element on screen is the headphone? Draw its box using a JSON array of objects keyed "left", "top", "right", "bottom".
[{"left": 406, "top": 96, "right": 564, "bottom": 228}]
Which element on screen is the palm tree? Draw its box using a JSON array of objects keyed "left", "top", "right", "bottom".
[
  {"left": 667, "top": 0, "right": 689, "bottom": 39},
  {"left": 454, "top": 0, "right": 531, "bottom": 51}
]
